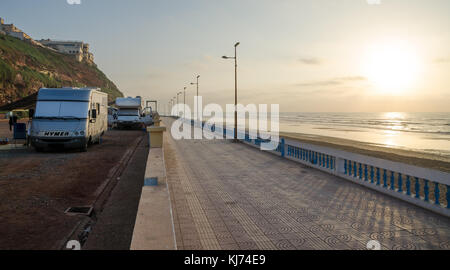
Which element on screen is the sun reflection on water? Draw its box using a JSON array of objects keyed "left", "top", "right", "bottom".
[
  {"left": 382, "top": 112, "right": 406, "bottom": 146},
  {"left": 384, "top": 112, "right": 405, "bottom": 120}
]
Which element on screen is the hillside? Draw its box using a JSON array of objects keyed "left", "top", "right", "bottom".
[{"left": 0, "top": 34, "right": 123, "bottom": 109}]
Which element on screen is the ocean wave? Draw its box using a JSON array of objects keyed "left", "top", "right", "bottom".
[{"left": 279, "top": 112, "right": 450, "bottom": 135}]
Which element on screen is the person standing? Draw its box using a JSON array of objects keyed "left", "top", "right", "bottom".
[
  {"left": 8, "top": 112, "right": 13, "bottom": 131},
  {"left": 12, "top": 114, "right": 18, "bottom": 127}
]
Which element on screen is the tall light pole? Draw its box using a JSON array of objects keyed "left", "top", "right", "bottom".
[
  {"left": 177, "top": 92, "right": 182, "bottom": 117},
  {"left": 222, "top": 42, "right": 240, "bottom": 142},
  {"left": 190, "top": 75, "right": 200, "bottom": 120},
  {"left": 172, "top": 97, "right": 176, "bottom": 116},
  {"left": 183, "top": 86, "right": 187, "bottom": 119}
]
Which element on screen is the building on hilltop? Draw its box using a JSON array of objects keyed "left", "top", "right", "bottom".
[
  {"left": 0, "top": 17, "right": 34, "bottom": 42},
  {"left": 0, "top": 17, "right": 94, "bottom": 64},
  {"left": 38, "top": 39, "right": 95, "bottom": 64}
]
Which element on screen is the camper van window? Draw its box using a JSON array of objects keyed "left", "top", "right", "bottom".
[
  {"left": 118, "top": 108, "right": 139, "bottom": 116},
  {"left": 35, "top": 101, "right": 89, "bottom": 119},
  {"left": 97, "top": 103, "right": 100, "bottom": 114}
]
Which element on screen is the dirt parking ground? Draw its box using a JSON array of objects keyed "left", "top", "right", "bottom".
[{"left": 0, "top": 119, "right": 146, "bottom": 249}]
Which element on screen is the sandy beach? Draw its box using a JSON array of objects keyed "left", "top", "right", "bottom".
[{"left": 281, "top": 131, "right": 450, "bottom": 173}]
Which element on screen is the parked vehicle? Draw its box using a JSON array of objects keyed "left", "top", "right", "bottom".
[
  {"left": 141, "top": 106, "right": 154, "bottom": 126},
  {"left": 108, "top": 107, "right": 118, "bottom": 129},
  {"left": 115, "top": 96, "right": 143, "bottom": 129},
  {"left": 30, "top": 87, "right": 108, "bottom": 152}
]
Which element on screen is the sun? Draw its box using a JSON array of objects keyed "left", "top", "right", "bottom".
[{"left": 363, "top": 40, "right": 421, "bottom": 95}]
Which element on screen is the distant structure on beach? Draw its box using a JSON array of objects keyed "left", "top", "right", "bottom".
[
  {"left": 38, "top": 39, "right": 94, "bottom": 64},
  {"left": 0, "top": 17, "right": 94, "bottom": 64}
]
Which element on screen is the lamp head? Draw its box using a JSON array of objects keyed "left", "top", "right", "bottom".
[
  {"left": 234, "top": 42, "right": 240, "bottom": 47},
  {"left": 197, "top": 75, "right": 200, "bottom": 79},
  {"left": 222, "top": 56, "right": 228, "bottom": 59}
]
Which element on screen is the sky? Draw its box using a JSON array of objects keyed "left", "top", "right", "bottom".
[{"left": 1, "top": 0, "right": 449, "bottom": 112}]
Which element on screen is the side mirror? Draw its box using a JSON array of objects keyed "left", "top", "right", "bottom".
[
  {"left": 92, "top": 109, "right": 97, "bottom": 119},
  {"left": 29, "top": 109, "right": 35, "bottom": 119}
]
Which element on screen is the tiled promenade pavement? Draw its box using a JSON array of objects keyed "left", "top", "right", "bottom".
[{"left": 162, "top": 118, "right": 450, "bottom": 250}]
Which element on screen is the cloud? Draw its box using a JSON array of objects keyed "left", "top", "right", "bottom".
[
  {"left": 147, "top": 71, "right": 167, "bottom": 79},
  {"left": 294, "top": 76, "right": 367, "bottom": 87},
  {"left": 67, "top": 0, "right": 81, "bottom": 5},
  {"left": 183, "top": 54, "right": 218, "bottom": 70},
  {"left": 434, "top": 57, "right": 450, "bottom": 64},
  {"left": 298, "top": 57, "right": 322, "bottom": 65}
]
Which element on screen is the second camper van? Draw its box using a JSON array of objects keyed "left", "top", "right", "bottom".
[{"left": 115, "top": 96, "right": 143, "bottom": 129}]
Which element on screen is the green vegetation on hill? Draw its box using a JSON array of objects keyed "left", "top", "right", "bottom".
[{"left": 0, "top": 34, "right": 123, "bottom": 108}]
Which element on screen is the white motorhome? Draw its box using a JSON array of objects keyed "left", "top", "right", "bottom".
[
  {"left": 115, "top": 96, "right": 143, "bottom": 129},
  {"left": 30, "top": 88, "right": 108, "bottom": 152},
  {"left": 108, "top": 107, "right": 118, "bottom": 129},
  {"left": 141, "top": 106, "right": 154, "bottom": 126}
]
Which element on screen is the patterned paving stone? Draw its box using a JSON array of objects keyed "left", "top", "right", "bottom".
[
  {"left": 162, "top": 118, "right": 450, "bottom": 250},
  {"left": 238, "top": 241, "right": 259, "bottom": 250},
  {"left": 288, "top": 237, "right": 332, "bottom": 250}
]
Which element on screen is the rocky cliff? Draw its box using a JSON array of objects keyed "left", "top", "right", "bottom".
[{"left": 0, "top": 34, "right": 123, "bottom": 110}]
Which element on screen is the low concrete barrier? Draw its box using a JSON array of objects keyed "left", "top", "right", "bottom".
[
  {"left": 130, "top": 122, "right": 176, "bottom": 250},
  {"left": 147, "top": 124, "right": 166, "bottom": 148}
]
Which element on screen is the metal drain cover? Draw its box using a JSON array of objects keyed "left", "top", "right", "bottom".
[{"left": 65, "top": 206, "right": 93, "bottom": 216}]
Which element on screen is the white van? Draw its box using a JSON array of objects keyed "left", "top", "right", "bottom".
[
  {"left": 30, "top": 88, "right": 108, "bottom": 152},
  {"left": 115, "top": 97, "right": 143, "bottom": 129},
  {"left": 108, "top": 107, "right": 118, "bottom": 129}
]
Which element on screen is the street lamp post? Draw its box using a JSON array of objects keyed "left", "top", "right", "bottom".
[
  {"left": 190, "top": 75, "right": 200, "bottom": 120},
  {"left": 177, "top": 92, "right": 182, "bottom": 117},
  {"left": 183, "top": 87, "right": 187, "bottom": 119},
  {"left": 173, "top": 97, "right": 176, "bottom": 116},
  {"left": 222, "top": 42, "right": 240, "bottom": 142}
]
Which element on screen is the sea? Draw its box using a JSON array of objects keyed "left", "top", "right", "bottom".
[
  {"left": 277, "top": 112, "right": 450, "bottom": 157},
  {"left": 201, "top": 112, "right": 450, "bottom": 157}
]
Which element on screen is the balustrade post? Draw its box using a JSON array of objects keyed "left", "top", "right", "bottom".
[
  {"left": 447, "top": 185, "right": 450, "bottom": 209},
  {"left": 370, "top": 166, "right": 374, "bottom": 183},
  {"left": 359, "top": 163, "right": 362, "bottom": 180},
  {"left": 424, "top": 180, "right": 429, "bottom": 202},
  {"left": 390, "top": 171, "right": 395, "bottom": 190},
  {"left": 415, "top": 177, "right": 420, "bottom": 199},
  {"left": 364, "top": 165, "right": 368, "bottom": 181},
  {"left": 406, "top": 176, "right": 411, "bottom": 196},
  {"left": 434, "top": 183, "right": 440, "bottom": 205},
  {"left": 376, "top": 168, "right": 380, "bottom": 185}
]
